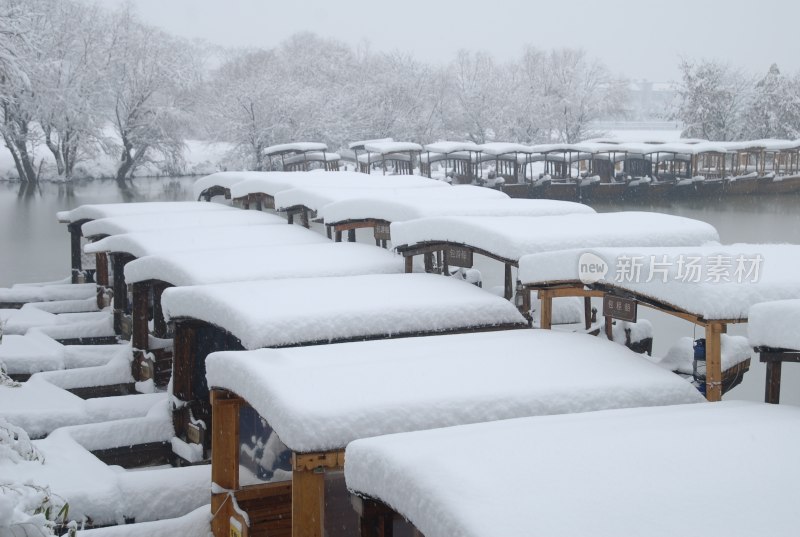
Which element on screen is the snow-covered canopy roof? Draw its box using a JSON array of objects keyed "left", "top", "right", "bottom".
[
  {"left": 192, "top": 171, "right": 273, "bottom": 200},
  {"left": 363, "top": 141, "right": 423, "bottom": 154},
  {"left": 477, "top": 142, "right": 533, "bottom": 156},
  {"left": 263, "top": 142, "right": 328, "bottom": 155},
  {"left": 57, "top": 201, "right": 228, "bottom": 225},
  {"left": 161, "top": 273, "right": 527, "bottom": 349},
  {"left": 274, "top": 183, "right": 490, "bottom": 213},
  {"left": 420, "top": 151, "right": 476, "bottom": 164},
  {"left": 124, "top": 242, "right": 403, "bottom": 286},
  {"left": 282, "top": 151, "right": 341, "bottom": 165},
  {"left": 391, "top": 212, "right": 719, "bottom": 263},
  {"left": 321, "top": 196, "right": 593, "bottom": 226},
  {"left": 228, "top": 171, "right": 446, "bottom": 199},
  {"left": 518, "top": 244, "right": 800, "bottom": 320},
  {"left": 423, "top": 141, "right": 480, "bottom": 154},
  {"left": 748, "top": 299, "right": 800, "bottom": 351},
  {"left": 345, "top": 401, "right": 800, "bottom": 537},
  {"left": 205, "top": 330, "right": 703, "bottom": 453},
  {"left": 84, "top": 224, "right": 326, "bottom": 258},
  {"left": 81, "top": 209, "right": 285, "bottom": 238},
  {"left": 348, "top": 138, "right": 393, "bottom": 150}
]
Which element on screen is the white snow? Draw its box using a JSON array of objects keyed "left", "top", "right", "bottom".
[
  {"left": 161, "top": 273, "right": 527, "bottom": 349},
  {"left": 81, "top": 209, "right": 285, "bottom": 238},
  {"left": 519, "top": 244, "right": 800, "bottom": 320},
  {"left": 75, "top": 505, "right": 212, "bottom": 537},
  {"left": 263, "top": 142, "right": 328, "bottom": 155},
  {"left": 227, "top": 170, "right": 448, "bottom": 200},
  {"left": 477, "top": 142, "right": 533, "bottom": 155},
  {"left": 748, "top": 299, "right": 800, "bottom": 350},
  {"left": 0, "top": 375, "right": 162, "bottom": 438},
  {"left": 282, "top": 151, "right": 340, "bottom": 165},
  {"left": 0, "top": 283, "right": 96, "bottom": 305},
  {"left": 57, "top": 202, "right": 229, "bottom": 225},
  {"left": 274, "top": 184, "right": 503, "bottom": 212},
  {"left": 348, "top": 138, "right": 393, "bottom": 150},
  {"left": 0, "top": 333, "right": 66, "bottom": 375},
  {"left": 423, "top": 141, "right": 480, "bottom": 154},
  {"left": 363, "top": 141, "right": 423, "bottom": 154},
  {"left": 205, "top": 329, "right": 703, "bottom": 453},
  {"left": 391, "top": 212, "right": 720, "bottom": 262},
  {"left": 84, "top": 224, "right": 327, "bottom": 258},
  {"left": 124, "top": 242, "right": 403, "bottom": 286},
  {"left": 345, "top": 401, "right": 800, "bottom": 537},
  {"left": 321, "top": 196, "right": 593, "bottom": 226}
]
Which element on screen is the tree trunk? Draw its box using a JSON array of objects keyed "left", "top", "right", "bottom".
[
  {"left": 2, "top": 133, "right": 37, "bottom": 183},
  {"left": 43, "top": 127, "right": 66, "bottom": 176}
]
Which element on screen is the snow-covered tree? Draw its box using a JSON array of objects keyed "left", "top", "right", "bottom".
[
  {"left": 741, "top": 64, "right": 800, "bottom": 139},
  {"left": 676, "top": 58, "right": 752, "bottom": 141},
  {"left": 103, "top": 7, "right": 200, "bottom": 183}
]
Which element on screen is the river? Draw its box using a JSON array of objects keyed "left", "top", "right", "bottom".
[{"left": 1, "top": 177, "right": 798, "bottom": 404}]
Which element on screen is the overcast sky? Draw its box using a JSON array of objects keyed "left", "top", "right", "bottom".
[{"left": 108, "top": 0, "right": 799, "bottom": 82}]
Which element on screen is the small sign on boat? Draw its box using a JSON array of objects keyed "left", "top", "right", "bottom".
[
  {"left": 446, "top": 246, "right": 473, "bottom": 268},
  {"left": 374, "top": 222, "right": 391, "bottom": 241},
  {"left": 602, "top": 294, "right": 637, "bottom": 323}
]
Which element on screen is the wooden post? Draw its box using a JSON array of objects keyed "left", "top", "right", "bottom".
[
  {"left": 172, "top": 322, "right": 195, "bottom": 403},
  {"left": 604, "top": 316, "right": 613, "bottom": 341},
  {"left": 584, "top": 296, "right": 592, "bottom": 330},
  {"left": 95, "top": 252, "right": 108, "bottom": 309},
  {"left": 335, "top": 230, "right": 342, "bottom": 242},
  {"left": 211, "top": 390, "right": 241, "bottom": 537},
  {"left": 152, "top": 282, "right": 169, "bottom": 339},
  {"left": 301, "top": 209, "right": 310, "bottom": 229},
  {"left": 348, "top": 229, "right": 356, "bottom": 242},
  {"left": 539, "top": 290, "right": 552, "bottom": 330},
  {"left": 68, "top": 223, "right": 82, "bottom": 284},
  {"left": 131, "top": 282, "right": 149, "bottom": 350},
  {"left": 111, "top": 253, "right": 129, "bottom": 336},
  {"left": 504, "top": 264, "right": 513, "bottom": 300},
  {"left": 404, "top": 256, "right": 413, "bottom": 273},
  {"left": 292, "top": 464, "right": 325, "bottom": 537},
  {"left": 326, "top": 226, "right": 332, "bottom": 240},
  {"left": 705, "top": 322, "right": 724, "bottom": 402},
  {"left": 765, "top": 361, "right": 782, "bottom": 404}
]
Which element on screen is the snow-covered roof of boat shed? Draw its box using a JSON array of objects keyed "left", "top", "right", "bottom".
[
  {"left": 274, "top": 183, "right": 458, "bottom": 212},
  {"left": 748, "top": 299, "right": 800, "bottom": 351},
  {"left": 282, "top": 151, "right": 341, "bottom": 164},
  {"left": 205, "top": 329, "right": 703, "bottom": 453},
  {"left": 192, "top": 171, "right": 271, "bottom": 200},
  {"left": 391, "top": 212, "right": 720, "bottom": 263},
  {"left": 228, "top": 170, "right": 447, "bottom": 199},
  {"left": 263, "top": 142, "right": 328, "bottom": 155},
  {"left": 57, "top": 201, "right": 228, "bottom": 224},
  {"left": 81, "top": 209, "right": 285, "bottom": 238},
  {"left": 161, "top": 273, "right": 527, "bottom": 349},
  {"left": 348, "top": 138, "right": 393, "bottom": 150},
  {"left": 363, "top": 141, "right": 423, "bottom": 154},
  {"left": 477, "top": 142, "right": 533, "bottom": 155},
  {"left": 345, "top": 401, "right": 800, "bottom": 537},
  {"left": 518, "top": 244, "right": 800, "bottom": 321},
  {"left": 423, "top": 141, "right": 480, "bottom": 154},
  {"left": 84, "top": 224, "right": 325, "bottom": 258},
  {"left": 124, "top": 242, "right": 403, "bottom": 286},
  {"left": 321, "top": 196, "right": 592, "bottom": 226}
]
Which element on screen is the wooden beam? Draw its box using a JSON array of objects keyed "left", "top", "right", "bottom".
[
  {"left": 68, "top": 223, "right": 82, "bottom": 284},
  {"left": 404, "top": 256, "right": 413, "bottom": 274},
  {"left": 211, "top": 390, "right": 241, "bottom": 491},
  {"left": 504, "top": 264, "right": 513, "bottom": 300},
  {"left": 705, "top": 322, "right": 724, "bottom": 402},
  {"left": 152, "top": 281, "right": 170, "bottom": 339}
]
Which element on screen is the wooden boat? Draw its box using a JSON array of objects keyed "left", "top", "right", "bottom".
[
  {"left": 756, "top": 173, "right": 800, "bottom": 194},
  {"left": 725, "top": 173, "right": 760, "bottom": 195}
]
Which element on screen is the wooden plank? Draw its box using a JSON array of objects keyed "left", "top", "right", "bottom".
[
  {"left": 352, "top": 496, "right": 394, "bottom": 537},
  {"left": 211, "top": 390, "right": 242, "bottom": 491},
  {"left": 152, "top": 281, "right": 170, "bottom": 339},
  {"left": 504, "top": 264, "right": 513, "bottom": 300},
  {"left": 293, "top": 451, "right": 345, "bottom": 471},
  {"left": 69, "top": 222, "right": 82, "bottom": 284},
  {"left": 705, "top": 322, "right": 724, "bottom": 402},
  {"left": 172, "top": 322, "right": 196, "bottom": 402},
  {"left": 404, "top": 256, "right": 413, "bottom": 274},
  {"left": 95, "top": 252, "right": 109, "bottom": 287},
  {"left": 292, "top": 466, "right": 325, "bottom": 537}
]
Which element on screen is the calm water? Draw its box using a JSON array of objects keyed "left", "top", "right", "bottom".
[{"left": 1, "top": 179, "right": 798, "bottom": 404}]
